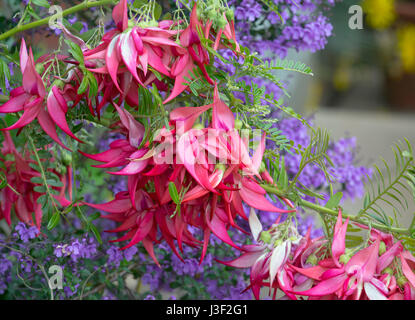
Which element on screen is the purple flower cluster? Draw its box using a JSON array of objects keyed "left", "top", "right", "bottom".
[
  {"left": 0, "top": 254, "right": 12, "bottom": 294},
  {"left": 231, "top": 0, "right": 338, "bottom": 57},
  {"left": 234, "top": 0, "right": 263, "bottom": 22},
  {"left": 54, "top": 237, "right": 97, "bottom": 262},
  {"left": 106, "top": 245, "right": 138, "bottom": 268},
  {"left": 216, "top": 1, "right": 340, "bottom": 104},
  {"left": 14, "top": 222, "right": 38, "bottom": 243}
]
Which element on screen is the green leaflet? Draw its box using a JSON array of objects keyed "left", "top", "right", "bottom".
[
  {"left": 359, "top": 139, "right": 414, "bottom": 227},
  {"left": 325, "top": 192, "right": 343, "bottom": 210},
  {"left": 168, "top": 182, "right": 180, "bottom": 205}
]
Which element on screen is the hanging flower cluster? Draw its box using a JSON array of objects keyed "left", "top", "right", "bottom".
[
  {"left": 220, "top": 208, "right": 415, "bottom": 300},
  {"left": 0, "top": 131, "right": 70, "bottom": 228}
]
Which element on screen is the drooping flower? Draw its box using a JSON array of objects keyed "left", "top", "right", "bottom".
[
  {"left": 84, "top": 0, "right": 180, "bottom": 101},
  {"left": 0, "top": 131, "right": 70, "bottom": 228},
  {"left": 217, "top": 208, "right": 301, "bottom": 299},
  {"left": 0, "top": 39, "right": 83, "bottom": 150},
  {"left": 290, "top": 210, "right": 392, "bottom": 300}
]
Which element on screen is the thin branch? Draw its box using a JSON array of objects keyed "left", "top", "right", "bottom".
[
  {"left": 0, "top": 0, "right": 116, "bottom": 41},
  {"left": 28, "top": 135, "right": 60, "bottom": 215},
  {"left": 261, "top": 183, "right": 411, "bottom": 236}
]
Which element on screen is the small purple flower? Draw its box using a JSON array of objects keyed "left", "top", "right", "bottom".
[
  {"left": 123, "top": 246, "right": 138, "bottom": 262},
  {"left": 106, "top": 246, "right": 123, "bottom": 267},
  {"left": 64, "top": 283, "right": 80, "bottom": 298},
  {"left": 15, "top": 222, "right": 38, "bottom": 243},
  {"left": 0, "top": 257, "right": 12, "bottom": 274},
  {"left": 54, "top": 244, "right": 71, "bottom": 258}
]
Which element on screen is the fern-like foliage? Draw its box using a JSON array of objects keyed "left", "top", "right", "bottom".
[
  {"left": 272, "top": 59, "right": 314, "bottom": 76},
  {"left": 250, "top": 117, "right": 294, "bottom": 154},
  {"left": 182, "top": 67, "right": 211, "bottom": 97},
  {"left": 358, "top": 139, "right": 414, "bottom": 227},
  {"left": 287, "top": 127, "right": 334, "bottom": 192}
]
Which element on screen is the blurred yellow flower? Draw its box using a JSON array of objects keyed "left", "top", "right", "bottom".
[
  {"left": 397, "top": 24, "right": 415, "bottom": 73},
  {"left": 362, "top": 0, "right": 396, "bottom": 29}
]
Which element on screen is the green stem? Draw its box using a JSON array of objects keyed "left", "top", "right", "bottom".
[
  {"left": 28, "top": 135, "right": 59, "bottom": 214},
  {"left": 176, "top": 0, "right": 191, "bottom": 11},
  {"left": 0, "top": 0, "right": 116, "bottom": 42},
  {"left": 261, "top": 183, "right": 411, "bottom": 236}
]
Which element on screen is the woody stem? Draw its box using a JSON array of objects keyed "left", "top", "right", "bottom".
[{"left": 0, "top": 0, "right": 117, "bottom": 41}]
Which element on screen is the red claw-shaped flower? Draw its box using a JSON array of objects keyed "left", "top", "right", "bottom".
[
  {"left": 0, "top": 39, "right": 83, "bottom": 150},
  {"left": 0, "top": 131, "right": 71, "bottom": 228}
]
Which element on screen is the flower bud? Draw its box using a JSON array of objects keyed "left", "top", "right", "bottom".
[
  {"left": 61, "top": 151, "right": 73, "bottom": 166},
  {"left": 215, "top": 163, "right": 226, "bottom": 172},
  {"left": 273, "top": 238, "right": 283, "bottom": 247},
  {"left": 207, "top": 9, "right": 217, "bottom": 21},
  {"left": 128, "top": 20, "right": 135, "bottom": 28},
  {"left": 339, "top": 253, "right": 351, "bottom": 265},
  {"left": 35, "top": 63, "right": 45, "bottom": 75},
  {"left": 259, "top": 161, "right": 266, "bottom": 173},
  {"left": 148, "top": 20, "right": 158, "bottom": 27},
  {"left": 225, "top": 9, "right": 234, "bottom": 22},
  {"left": 234, "top": 119, "right": 243, "bottom": 130},
  {"left": 382, "top": 267, "right": 394, "bottom": 275},
  {"left": 52, "top": 79, "right": 65, "bottom": 89},
  {"left": 192, "top": 122, "right": 205, "bottom": 130},
  {"left": 379, "top": 241, "right": 387, "bottom": 256},
  {"left": 306, "top": 254, "right": 318, "bottom": 266},
  {"left": 56, "top": 165, "right": 67, "bottom": 175},
  {"left": 214, "top": 16, "right": 227, "bottom": 29},
  {"left": 260, "top": 230, "right": 271, "bottom": 244},
  {"left": 397, "top": 275, "right": 408, "bottom": 287}
]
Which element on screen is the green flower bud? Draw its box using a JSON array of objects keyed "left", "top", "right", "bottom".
[
  {"left": 234, "top": 119, "right": 243, "bottom": 130},
  {"left": 216, "top": 16, "right": 228, "bottom": 29},
  {"left": 215, "top": 163, "right": 226, "bottom": 172},
  {"left": 192, "top": 122, "right": 205, "bottom": 130},
  {"left": 206, "top": 9, "right": 217, "bottom": 21},
  {"left": 148, "top": 20, "right": 158, "bottom": 28},
  {"left": 35, "top": 63, "right": 45, "bottom": 75},
  {"left": 259, "top": 161, "right": 266, "bottom": 173},
  {"left": 379, "top": 241, "right": 387, "bottom": 256},
  {"left": 382, "top": 267, "right": 394, "bottom": 275},
  {"left": 128, "top": 20, "right": 135, "bottom": 28},
  {"left": 61, "top": 151, "right": 72, "bottom": 166},
  {"left": 273, "top": 238, "right": 283, "bottom": 247},
  {"left": 397, "top": 275, "right": 408, "bottom": 287},
  {"left": 306, "top": 254, "right": 318, "bottom": 266},
  {"left": 225, "top": 9, "right": 234, "bottom": 22},
  {"left": 56, "top": 165, "right": 67, "bottom": 175},
  {"left": 339, "top": 253, "right": 351, "bottom": 265},
  {"left": 138, "top": 20, "right": 158, "bottom": 28},
  {"left": 52, "top": 79, "right": 65, "bottom": 89},
  {"left": 260, "top": 230, "right": 271, "bottom": 244}
]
